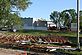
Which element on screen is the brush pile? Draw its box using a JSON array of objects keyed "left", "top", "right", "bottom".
[{"left": 0, "top": 33, "right": 69, "bottom": 45}]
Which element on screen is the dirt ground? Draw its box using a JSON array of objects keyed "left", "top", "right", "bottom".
[
  {"left": 0, "top": 48, "right": 26, "bottom": 55},
  {"left": 0, "top": 48, "right": 55, "bottom": 55}
]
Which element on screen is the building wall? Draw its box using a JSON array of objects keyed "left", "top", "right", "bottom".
[
  {"left": 33, "top": 21, "right": 47, "bottom": 27},
  {"left": 21, "top": 18, "right": 33, "bottom": 30},
  {"left": 33, "top": 21, "right": 47, "bottom": 30},
  {"left": 18, "top": 18, "right": 48, "bottom": 30},
  {"left": 34, "top": 27, "right": 47, "bottom": 30},
  {"left": 71, "top": 23, "right": 77, "bottom": 31},
  {"left": 22, "top": 18, "right": 33, "bottom": 26}
]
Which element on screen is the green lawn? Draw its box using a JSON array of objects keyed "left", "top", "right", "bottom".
[{"left": 7, "top": 30, "right": 82, "bottom": 37}]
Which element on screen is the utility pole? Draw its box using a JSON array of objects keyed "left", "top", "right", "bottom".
[{"left": 77, "top": 0, "right": 80, "bottom": 49}]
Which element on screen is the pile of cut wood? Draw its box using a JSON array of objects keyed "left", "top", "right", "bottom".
[{"left": 0, "top": 33, "right": 69, "bottom": 44}]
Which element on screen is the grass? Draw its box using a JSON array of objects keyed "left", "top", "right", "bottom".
[
  {"left": 5, "top": 30, "right": 82, "bottom": 37},
  {"left": 20, "top": 30, "right": 82, "bottom": 37}
]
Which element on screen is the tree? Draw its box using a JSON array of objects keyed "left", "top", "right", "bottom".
[
  {"left": 80, "top": 11, "right": 82, "bottom": 30},
  {"left": 80, "top": 16, "right": 82, "bottom": 29},
  {"left": 8, "top": 13, "right": 22, "bottom": 29},
  {"left": 0, "top": 0, "right": 32, "bottom": 11},
  {"left": 0, "top": 13, "right": 22, "bottom": 29},
  {"left": 61, "top": 9, "right": 76, "bottom": 30},
  {"left": 50, "top": 11, "right": 61, "bottom": 28},
  {"left": 80, "top": 11, "right": 82, "bottom": 16},
  {"left": 0, "top": 0, "right": 32, "bottom": 29},
  {"left": 37, "top": 18, "right": 46, "bottom": 21},
  {"left": 68, "top": 9, "right": 77, "bottom": 23},
  {"left": 50, "top": 9, "right": 77, "bottom": 30},
  {"left": 61, "top": 10, "right": 71, "bottom": 29}
]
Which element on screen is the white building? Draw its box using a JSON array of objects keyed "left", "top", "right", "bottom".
[
  {"left": 71, "top": 23, "right": 77, "bottom": 31},
  {"left": 33, "top": 21, "right": 47, "bottom": 30},
  {"left": 21, "top": 18, "right": 48, "bottom": 30},
  {"left": 21, "top": 17, "right": 34, "bottom": 30}
]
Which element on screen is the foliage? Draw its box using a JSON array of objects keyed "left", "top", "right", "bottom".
[
  {"left": 50, "top": 11, "right": 61, "bottom": 28},
  {"left": 37, "top": 18, "right": 46, "bottom": 21},
  {"left": 80, "top": 16, "right": 82, "bottom": 29},
  {"left": 61, "top": 10, "right": 70, "bottom": 27},
  {"left": 7, "top": 13, "right": 22, "bottom": 28},
  {"left": 80, "top": 11, "right": 82, "bottom": 16},
  {"left": 0, "top": 0, "right": 32, "bottom": 29},
  {"left": 80, "top": 11, "right": 82, "bottom": 30},
  {"left": 50, "top": 9, "right": 77, "bottom": 29},
  {"left": 61, "top": 9, "right": 76, "bottom": 29}
]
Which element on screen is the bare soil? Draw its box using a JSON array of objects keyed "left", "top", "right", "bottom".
[{"left": 0, "top": 48, "right": 25, "bottom": 55}]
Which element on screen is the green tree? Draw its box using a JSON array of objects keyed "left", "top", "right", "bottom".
[
  {"left": 37, "top": 18, "right": 46, "bottom": 21},
  {"left": 50, "top": 9, "right": 77, "bottom": 30},
  {"left": 50, "top": 11, "right": 61, "bottom": 28},
  {"left": 61, "top": 10, "right": 71, "bottom": 29},
  {"left": 80, "top": 16, "right": 82, "bottom": 29},
  {"left": 8, "top": 13, "right": 22, "bottom": 29},
  {"left": 80, "top": 10, "right": 82, "bottom": 16},
  {"left": 61, "top": 9, "right": 76, "bottom": 29},
  {"left": 80, "top": 11, "right": 82, "bottom": 30},
  {"left": 0, "top": 0, "right": 32, "bottom": 29},
  {"left": 68, "top": 9, "right": 76, "bottom": 23}
]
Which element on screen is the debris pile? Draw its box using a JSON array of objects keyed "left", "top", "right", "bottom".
[{"left": 0, "top": 33, "right": 69, "bottom": 44}]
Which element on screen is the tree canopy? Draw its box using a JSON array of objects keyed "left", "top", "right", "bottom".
[
  {"left": 0, "top": 0, "right": 32, "bottom": 29},
  {"left": 50, "top": 9, "right": 81, "bottom": 30},
  {"left": 50, "top": 11, "right": 61, "bottom": 28}
]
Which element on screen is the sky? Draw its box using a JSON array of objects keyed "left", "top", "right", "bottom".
[{"left": 19, "top": 0, "right": 82, "bottom": 21}]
